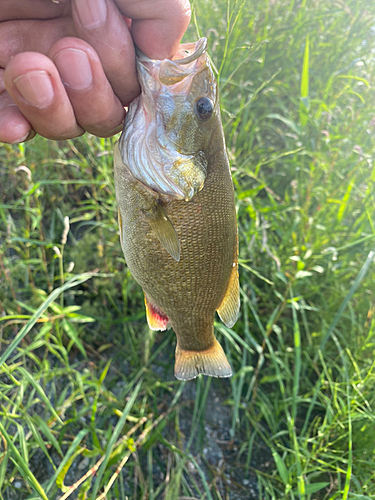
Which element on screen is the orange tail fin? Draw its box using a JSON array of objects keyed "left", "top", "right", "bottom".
[{"left": 174, "top": 338, "right": 232, "bottom": 380}]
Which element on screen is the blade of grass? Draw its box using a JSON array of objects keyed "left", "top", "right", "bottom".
[
  {"left": 90, "top": 380, "right": 142, "bottom": 499},
  {"left": 316, "top": 246, "right": 375, "bottom": 359},
  {"left": 0, "top": 272, "right": 102, "bottom": 369},
  {"left": 0, "top": 421, "right": 49, "bottom": 500},
  {"left": 300, "top": 34, "right": 310, "bottom": 126},
  {"left": 45, "top": 428, "right": 90, "bottom": 494},
  {"left": 331, "top": 332, "right": 352, "bottom": 500}
]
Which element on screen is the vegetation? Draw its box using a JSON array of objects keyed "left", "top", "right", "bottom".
[{"left": 1, "top": 0, "right": 375, "bottom": 498}]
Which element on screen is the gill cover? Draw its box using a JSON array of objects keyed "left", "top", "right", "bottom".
[{"left": 118, "top": 38, "right": 218, "bottom": 201}]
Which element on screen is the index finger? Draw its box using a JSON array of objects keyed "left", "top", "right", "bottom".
[
  {"left": 115, "top": 0, "right": 191, "bottom": 59},
  {"left": 0, "top": 0, "right": 70, "bottom": 21}
]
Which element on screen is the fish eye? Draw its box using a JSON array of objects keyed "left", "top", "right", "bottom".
[{"left": 195, "top": 97, "right": 214, "bottom": 121}]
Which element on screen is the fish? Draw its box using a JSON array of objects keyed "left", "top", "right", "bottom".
[{"left": 114, "top": 37, "right": 240, "bottom": 380}]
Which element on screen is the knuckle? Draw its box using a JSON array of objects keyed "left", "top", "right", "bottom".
[
  {"left": 82, "top": 114, "right": 122, "bottom": 137},
  {"left": 35, "top": 121, "right": 83, "bottom": 141}
]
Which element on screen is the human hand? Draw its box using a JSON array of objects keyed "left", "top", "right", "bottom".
[{"left": 0, "top": 0, "right": 191, "bottom": 143}]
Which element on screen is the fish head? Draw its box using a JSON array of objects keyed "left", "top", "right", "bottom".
[
  {"left": 137, "top": 38, "right": 218, "bottom": 153},
  {"left": 119, "top": 38, "right": 221, "bottom": 201}
]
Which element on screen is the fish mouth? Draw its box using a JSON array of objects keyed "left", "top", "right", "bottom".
[
  {"left": 136, "top": 38, "right": 207, "bottom": 65},
  {"left": 136, "top": 38, "right": 208, "bottom": 87}
]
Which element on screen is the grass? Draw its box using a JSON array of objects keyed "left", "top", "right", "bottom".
[{"left": 1, "top": 0, "right": 375, "bottom": 498}]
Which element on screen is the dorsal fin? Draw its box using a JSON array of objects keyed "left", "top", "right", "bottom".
[
  {"left": 144, "top": 294, "right": 169, "bottom": 331},
  {"left": 141, "top": 201, "right": 180, "bottom": 261},
  {"left": 217, "top": 258, "right": 240, "bottom": 328}
]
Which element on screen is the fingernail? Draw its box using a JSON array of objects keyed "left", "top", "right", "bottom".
[
  {"left": 75, "top": 0, "right": 107, "bottom": 29},
  {"left": 54, "top": 49, "right": 93, "bottom": 90},
  {"left": 10, "top": 130, "right": 36, "bottom": 144},
  {"left": 13, "top": 71, "right": 54, "bottom": 109}
]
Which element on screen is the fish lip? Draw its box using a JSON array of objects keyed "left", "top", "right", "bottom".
[
  {"left": 135, "top": 38, "right": 209, "bottom": 88},
  {"left": 136, "top": 37, "right": 207, "bottom": 65}
]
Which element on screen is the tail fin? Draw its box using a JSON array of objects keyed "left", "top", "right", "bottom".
[{"left": 174, "top": 338, "right": 232, "bottom": 380}]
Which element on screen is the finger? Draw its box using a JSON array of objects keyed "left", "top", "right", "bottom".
[
  {"left": 49, "top": 37, "right": 125, "bottom": 137},
  {"left": 0, "top": 18, "right": 76, "bottom": 67},
  {"left": 0, "top": 0, "right": 70, "bottom": 21},
  {"left": 4, "top": 52, "right": 84, "bottom": 140},
  {"left": 116, "top": 0, "right": 191, "bottom": 59},
  {"left": 71, "top": 0, "right": 140, "bottom": 106},
  {"left": 0, "top": 97, "right": 34, "bottom": 144},
  {"left": 0, "top": 69, "right": 34, "bottom": 144}
]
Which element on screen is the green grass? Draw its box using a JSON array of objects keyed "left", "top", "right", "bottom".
[{"left": 1, "top": 0, "right": 375, "bottom": 498}]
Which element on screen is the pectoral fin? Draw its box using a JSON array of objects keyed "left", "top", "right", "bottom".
[
  {"left": 144, "top": 294, "right": 169, "bottom": 331},
  {"left": 217, "top": 259, "right": 240, "bottom": 328},
  {"left": 142, "top": 201, "right": 180, "bottom": 261}
]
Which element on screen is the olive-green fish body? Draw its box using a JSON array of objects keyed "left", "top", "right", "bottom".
[{"left": 114, "top": 38, "right": 239, "bottom": 380}]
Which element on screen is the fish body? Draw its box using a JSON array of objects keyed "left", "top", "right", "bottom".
[{"left": 114, "top": 38, "right": 239, "bottom": 380}]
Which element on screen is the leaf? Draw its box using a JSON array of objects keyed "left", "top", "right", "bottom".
[
  {"left": 304, "top": 482, "right": 330, "bottom": 495},
  {"left": 295, "top": 270, "right": 313, "bottom": 279},
  {"left": 62, "top": 305, "right": 82, "bottom": 314},
  {"left": 90, "top": 381, "right": 143, "bottom": 500},
  {"left": 260, "top": 374, "right": 283, "bottom": 384},
  {"left": 300, "top": 34, "right": 310, "bottom": 125},
  {"left": 0, "top": 421, "right": 49, "bottom": 500},
  {"left": 272, "top": 450, "right": 289, "bottom": 485},
  {"left": 266, "top": 113, "right": 301, "bottom": 136},
  {"left": 318, "top": 245, "right": 375, "bottom": 355},
  {"left": 45, "top": 429, "right": 89, "bottom": 495},
  {"left": 0, "top": 450, "right": 8, "bottom": 491},
  {"left": 68, "top": 313, "right": 96, "bottom": 323},
  {"left": 0, "top": 272, "right": 98, "bottom": 370},
  {"left": 26, "top": 417, "right": 56, "bottom": 468},
  {"left": 17, "top": 424, "right": 28, "bottom": 463},
  {"left": 99, "top": 359, "right": 112, "bottom": 384},
  {"left": 337, "top": 181, "right": 353, "bottom": 223},
  {"left": 239, "top": 262, "right": 274, "bottom": 285},
  {"left": 17, "top": 367, "right": 63, "bottom": 425},
  {"left": 62, "top": 319, "right": 87, "bottom": 357},
  {"left": 312, "top": 265, "right": 325, "bottom": 273},
  {"left": 56, "top": 447, "right": 85, "bottom": 492},
  {"left": 337, "top": 74, "right": 370, "bottom": 86},
  {"left": 33, "top": 415, "right": 63, "bottom": 456}
]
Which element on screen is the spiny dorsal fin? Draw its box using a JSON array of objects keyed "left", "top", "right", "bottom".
[
  {"left": 141, "top": 201, "right": 180, "bottom": 261},
  {"left": 175, "top": 337, "right": 232, "bottom": 380},
  {"left": 144, "top": 294, "right": 169, "bottom": 331},
  {"left": 217, "top": 258, "right": 240, "bottom": 328}
]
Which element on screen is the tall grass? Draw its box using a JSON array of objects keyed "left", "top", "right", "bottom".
[{"left": 1, "top": 0, "right": 375, "bottom": 498}]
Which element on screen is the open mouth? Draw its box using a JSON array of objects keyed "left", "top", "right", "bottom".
[
  {"left": 136, "top": 38, "right": 207, "bottom": 65},
  {"left": 136, "top": 38, "right": 208, "bottom": 87}
]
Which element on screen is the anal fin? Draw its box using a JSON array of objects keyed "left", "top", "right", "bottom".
[
  {"left": 175, "top": 338, "right": 232, "bottom": 380},
  {"left": 144, "top": 295, "right": 169, "bottom": 331},
  {"left": 217, "top": 259, "right": 240, "bottom": 328},
  {"left": 142, "top": 201, "right": 180, "bottom": 261}
]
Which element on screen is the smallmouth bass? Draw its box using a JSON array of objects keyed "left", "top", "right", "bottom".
[{"left": 114, "top": 38, "right": 239, "bottom": 380}]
